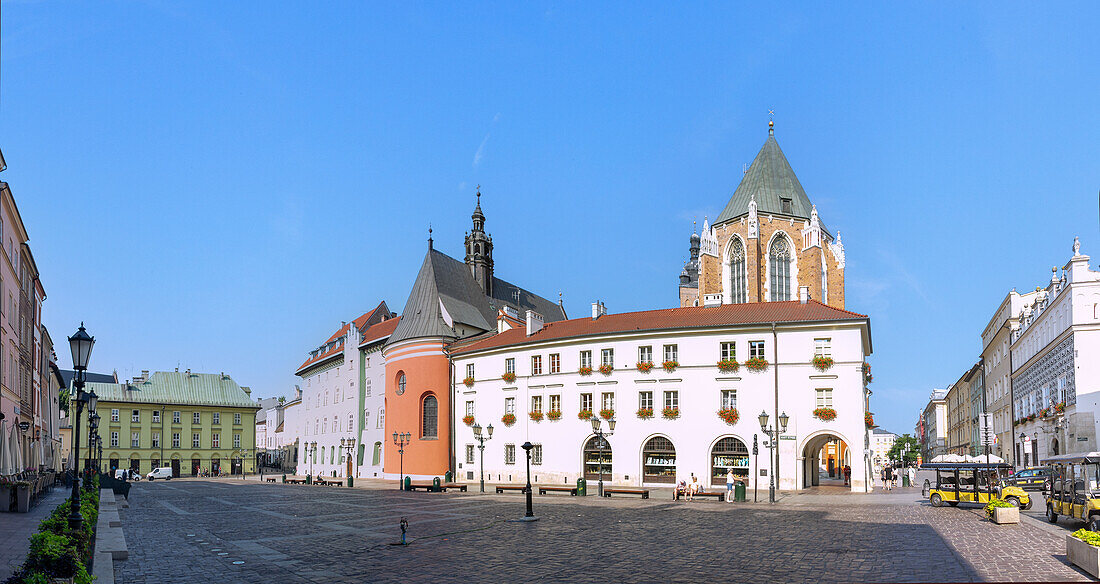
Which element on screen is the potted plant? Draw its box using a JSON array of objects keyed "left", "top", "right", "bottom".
[
  {"left": 662, "top": 360, "right": 679, "bottom": 373},
  {"left": 598, "top": 364, "right": 614, "bottom": 375},
  {"left": 745, "top": 357, "right": 768, "bottom": 372},
  {"left": 1068, "top": 529, "right": 1100, "bottom": 578},
  {"left": 501, "top": 372, "right": 516, "bottom": 383},
  {"left": 985, "top": 499, "right": 1018, "bottom": 524},
  {"left": 636, "top": 407, "right": 654, "bottom": 419},
  {"left": 812, "top": 355, "right": 834, "bottom": 371},
  {"left": 462, "top": 415, "right": 475, "bottom": 426},
  {"left": 578, "top": 366, "right": 593, "bottom": 376},
  {"left": 462, "top": 376, "right": 475, "bottom": 388},
  {"left": 501, "top": 413, "right": 517, "bottom": 426},
  {"left": 599, "top": 408, "right": 615, "bottom": 420},
  {"left": 1055, "top": 401, "right": 1067, "bottom": 414},
  {"left": 718, "top": 408, "right": 739, "bottom": 425},
  {"left": 865, "top": 412, "right": 874, "bottom": 428},
  {"left": 635, "top": 361, "right": 654, "bottom": 373},
  {"left": 577, "top": 409, "right": 593, "bottom": 420},
  {"left": 661, "top": 406, "right": 680, "bottom": 420},
  {"left": 717, "top": 359, "right": 739, "bottom": 372},
  {"left": 813, "top": 407, "right": 837, "bottom": 422},
  {"left": 546, "top": 410, "right": 562, "bottom": 421}
]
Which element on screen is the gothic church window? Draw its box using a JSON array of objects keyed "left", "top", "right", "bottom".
[
  {"left": 729, "top": 238, "right": 747, "bottom": 303},
  {"left": 769, "top": 236, "right": 792, "bottom": 301},
  {"left": 421, "top": 394, "right": 438, "bottom": 438}
]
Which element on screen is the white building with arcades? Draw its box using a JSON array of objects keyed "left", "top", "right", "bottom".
[{"left": 450, "top": 293, "right": 874, "bottom": 493}]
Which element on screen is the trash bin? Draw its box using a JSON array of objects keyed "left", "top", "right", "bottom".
[
  {"left": 306, "top": 474, "right": 312, "bottom": 485},
  {"left": 734, "top": 482, "right": 747, "bottom": 502},
  {"left": 902, "top": 475, "right": 910, "bottom": 488},
  {"left": 433, "top": 477, "right": 442, "bottom": 492},
  {"left": 445, "top": 470, "right": 453, "bottom": 483},
  {"left": 403, "top": 476, "right": 412, "bottom": 491},
  {"left": 347, "top": 476, "right": 354, "bottom": 488},
  {"left": 577, "top": 478, "right": 587, "bottom": 497},
  {"left": 282, "top": 474, "right": 287, "bottom": 483}
]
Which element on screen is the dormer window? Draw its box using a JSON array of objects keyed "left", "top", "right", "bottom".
[{"left": 781, "top": 198, "right": 792, "bottom": 214}]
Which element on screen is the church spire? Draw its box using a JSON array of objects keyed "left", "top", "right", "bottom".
[{"left": 464, "top": 187, "right": 494, "bottom": 295}]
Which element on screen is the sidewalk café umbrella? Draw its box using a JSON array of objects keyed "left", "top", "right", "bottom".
[
  {"left": 37, "top": 438, "right": 45, "bottom": 468},
  {"left": 0, "top": 419, "right": 11, "bottom": 475},
  {"left": 10, "top": 423, "right": 24, "bottom": 473}
]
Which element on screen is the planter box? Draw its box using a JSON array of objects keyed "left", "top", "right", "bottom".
[
  {"left": 1067, "top": 535, "right": 1100, "bottom": 578},
  {"left": 15, "top": 485, "right": 31, "bottom": 512},
  {"left": 992, "top": 507, "right": 1019, "bottom": 524},
  {"left": 0, "top": 485, "right": 11, "bottom": 512}
]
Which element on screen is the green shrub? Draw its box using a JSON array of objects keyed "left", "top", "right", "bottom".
[
  {"left": 1073, "top": 528, "right": 1100, "bottom": 547},
  {"left": 984, "top": 498, "right": 1014, "bottom": 518},
  {"left": 4, "top": 487, "right": 100, "bottom": 583}
]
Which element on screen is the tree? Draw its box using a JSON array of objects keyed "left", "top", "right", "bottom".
[{"left": 886, "top": 434, "right": 920, "bottom": 465}]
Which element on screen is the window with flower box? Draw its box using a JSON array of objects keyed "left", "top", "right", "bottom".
[
  {"left": 531, "top": 395, "right": 543, "bottom": 413},
  {"left": 664, "top": 390, "right": 679, "bottom": 410},
  {"left": 505, "top": 358, "right": 515, "bottom": 374},
  {"left": 750, "top": 341, "right": 765, "bottom": 360},
  {"left": 721, "top": 342, "right": 736, "bottom": 361},
  {"left": 505, "top": 444, "right": 516, "bottom": 465},
  {"left": 580, "top": 393, "right": 593, "bottom": 413},
  {"left": 580, "top": 351, "right": 592, "bottom": 369},
  {"left": 549, "top": 394, "right": 560, "bottom": 413},
  {"left": 816, "top": 388, "right": 833, "bottom": 408},
  {"left": 505, "top": 397, "right": 515, "bottom": 414},
  {"left": 602, "top": 392, "right": 615, "bottom": 411},
  {"left": 601, "top": 349, "right": 614, "bottom": 367},
  {"left": 640, "top": 391, "right": 653, "bottom": 410},
  {"left": 550, "top": 353, "right": 560, "bottom": 373},
  {"left": 466, "top": 401, "right": 475, "bottom": 417},
  {"left": 721, "top": 390, "right": 737, "bottom": 410},
  {"left": 664, "top": 344, "right": 678, "bottom": 363},
  {"left": 638, "top": 346, "right": 653, "bottom": 364},
  {"left": 814, "top": 338, "right": 831, "bottom": 358},
  {"left": 532, "top": 355, "right": 543, "bottom": 375}
]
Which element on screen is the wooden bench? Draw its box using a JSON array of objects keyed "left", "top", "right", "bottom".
[
  {"left": 441, "top": 483, "right": 468, "bottom": 492},
  {"left": 265, "top": 478, "right": 277, "bottom": 483},
  {"left": 285, "top": 478, "right": 306, "bottom": 484},
  {"left": 315, "top": 477, "right": 344, "bottom": 486},
  {"left": 604, "top": 488, "right": 649, "bottom": 499},
  {"left": 674, "top": 490, "right": 725, "bottom": 501},
  {"left": 539, "top": 485, "right": 578, "bottom": 496},
  {"left": 495, "top": 485, "right": 528, "bottom": 494},
  {"left": 406, "top": 482, "right": 437, "bottom": 491}
]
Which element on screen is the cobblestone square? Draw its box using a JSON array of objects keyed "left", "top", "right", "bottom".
[{"left": 111, "top": 480, "right": 1093, "bottom": 583}]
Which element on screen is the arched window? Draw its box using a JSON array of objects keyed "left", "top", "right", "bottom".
[
  {"left": 372, "top": 441, "right": 382, "bottom": 465},
  {"left": 729, "top": 238, "right": 747, "bottom": 303},
  {"left": 711, "top": 437, "right": 749, "bottom": 486},
  {"left": 397, "top": 372, "right": 406, "bottom": 395},
  {"left": 421, "top": 394, "right": 438, "bottom": 438},
  {"left": 642, "top": 436, "right": 677, "bottom": 484},
  {"left": 769, "top": 236, "right": 792, "bottom": 301}
]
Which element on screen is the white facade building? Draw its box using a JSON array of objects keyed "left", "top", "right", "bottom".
[
  {"left": 870, "top": 428, "right": 897, "bottom": 467},
  {"left": 1012, "top": 238, "right": 1100, "bottom": 466},
  {"left": 451, "top": 297, "right": 873, "bottom": 492},
  {"left": 294, "top": 302, "right": 396, "bottom": 479}
]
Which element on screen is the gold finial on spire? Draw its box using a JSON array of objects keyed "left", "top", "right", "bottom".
[{"left": 768, "top": 109, "right": 775, "bottom": 135}]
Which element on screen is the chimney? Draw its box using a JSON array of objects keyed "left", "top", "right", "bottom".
[
  {"left": 242, "top": 386, "right": 251, "bottom": 396},
  {"left": 799, "top": 286, "right": 810, "bottom": 304},
  {"left": 591, "top": 301, "right": 607, "bottom": 320},
  {"left": 526, "top": 310, "right": 544, "bottom": 336}
]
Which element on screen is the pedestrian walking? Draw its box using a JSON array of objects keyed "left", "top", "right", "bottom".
[
  {"left": 726, "top": 469, "right": 735, "bottom": 502},
  {"left": 885, "top": 465, "right": 894, "bottom": 490},
  {"left": 843, "top": 464, "right": 851, "bottom": 486},
  {"left": 880, "top": 466, "right": 888, "bottom": 490},
  {"left": 891, "top": 466, "right": 899, "bottom": 489},
  {"left": 908, "top": 465, "right": 917, "bottom": 488}
]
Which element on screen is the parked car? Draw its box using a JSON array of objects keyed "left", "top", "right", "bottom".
[
  {"left": 147, "top": 467, "right": 173, "bottom": 481},
  {"left": 1006, "top": 466, "right": 1052, "bottom": 491}
]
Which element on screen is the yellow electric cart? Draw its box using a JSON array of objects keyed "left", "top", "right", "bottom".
[
  {"left": 1044, "top": 452, "right": 1100, "bottom": 530},
  {"left": 921, "top": 462, "right": 1031, "bottom": 509}
]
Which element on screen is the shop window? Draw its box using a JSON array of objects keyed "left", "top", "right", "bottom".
[
  {"left": 642, "top": 436, "right": 676, "bottom": 484},
  {"left": 711, "top": 437, "right": 749, "bottom": 486}
]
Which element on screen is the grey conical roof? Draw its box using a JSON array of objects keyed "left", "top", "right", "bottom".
[{"left": 715, "top": 133, "right": 816, "bottom": 225}]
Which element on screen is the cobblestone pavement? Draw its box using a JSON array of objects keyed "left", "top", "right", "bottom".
[{"left": 114, "top": 480, "right": 1092, "bottom": 583}]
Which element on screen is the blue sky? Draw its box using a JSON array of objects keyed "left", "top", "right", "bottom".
[{"left": 2, "top": 3, "right": 1097, "bottom": 435}]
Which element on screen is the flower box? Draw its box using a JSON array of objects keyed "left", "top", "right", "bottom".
[
  {"left": 529, "top": 411, "right": 544, "bottom": 422},
  {"left": 813, "top": 407, "right": 837, "bottom": 422},
  {"left": 716, "top": 359, "right": 739, "bottom": 372},
  {"left": 578, "top": 367, "right": 593, "bottom": 376},
  {"left": 462, "top": 415, "right": 475, "bottom": 426},
  {"left": 598, "top": 364, "right": 614, "bottom": 375},
  {"left": 546, "top": 410, "right": 562, "bottom": 421},
  {"left": 745, "top": 358, "right": 768, "bottom": 372},
  {"left": 661, "top": 407, "right": 680, "bottom": 420},
  {"left": 501, "top": 413, "right": 516, "bottom": 426},
  {"left": 812, "top": 355, "right": 834, "bottom": 371},
  {"left": 637, "top": 407, "right": 654, "bottom": 420},
  {"left": 635, "top": 361, "right": 654, "bottom": 373},
  {"left": 1068, "top": 532, "right": 1100, "bottom": 578},
  {"left": 865, "top": 412, "right": 874, "bottom": 428},
  {"left": 462, "top": 376, "right": 475, "bottom": 388},
  {"left": 599, "top": 408, "right": 615, "bottom": 420},
  {"left": 662, "top": 360, "right": 679, "bottom": 373},
  {"left": 501, "top": 372, "right": 516, "bottom": 383},
  {"left": 718, "top": 408, "right": 739, "bottom": 425},
  {"left": 578, "top": 409, "right": 593, "bottom": 420},
  {"left": 992, "top": 506, "right": 1019, "bottom": 524}
]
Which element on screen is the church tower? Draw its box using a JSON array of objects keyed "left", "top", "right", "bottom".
[
  {"left": 680, "top": 121, "right": 846, "bottom": 309},
  {"left": 464, "top": 189, "right": 494, "bottom": 295}
]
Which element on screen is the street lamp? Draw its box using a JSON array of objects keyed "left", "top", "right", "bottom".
[
  {"left": 339, "top": 438, "right": 356, "bottom": 485},
  {"left": 87, "top": 412, "right": 100, "bottom": 472},
  {"left": 590, "top": 416, "right": 615, "bottom": 497},
  {"left": 18, "top": 421, "right": 29, "bottom": 470},
  {"left": 393, "top": 431, "right": 411, "bottom": 490},
  {"left": 1019, "top": 433, "right": 1028, "bottom": 467},
  {"left": 472, "top": 423, "right": 494, "bottom": 493},
  {"left": 67, "top": 323, "right": 95, "bottom": 530},
  {"left": 308, "top": 441, "right": 317, "bottom": 483},
  {"left": 520, "top": 442, "right": 537, "bottom": 521},
  {"left": 758, "top": 409, "right": 789, "bottom": 503}
]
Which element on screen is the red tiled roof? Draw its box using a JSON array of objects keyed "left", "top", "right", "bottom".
[
  {"left": 451, "top": 300, "right": 867, "bottom": 355},
  {"left": 297, "top": 305, "right": 390, "bottom": 374},
  {"left": 359, "top": 316, "right": 401, "bottom": 347}
]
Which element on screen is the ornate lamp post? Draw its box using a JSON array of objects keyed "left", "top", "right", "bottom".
[
  {"left": 1019, "top": 433, "right": 1028, "bottom": 467},
  {"left": 307, "top": 441, "right": 317, "bottom": 483},
  {"left": 472, "top": 422, "right": 493, "bottom": 493},
  {"left": 520, "top": 442, "right": 537, "bottom": 521},
  {"left": 590, "top": 416, "right": 615, "bottom": 497},
  {"left": 340, "top": 438, "right": 356, "bottom": 485},
  {"left": 87, "top": 412, "right": 100, "bottom": 472},
  {"left": 18, "top": 421, "right": 29, "bottom": 471},
  {"left": 67, "top": 323, "right": 95, "bottom": 529},
  {"left": 758, "top": 409, "right": 789, "bottom": 503},
  {"left": 393, "top": 432, "right": 411, "bottom": 490}
]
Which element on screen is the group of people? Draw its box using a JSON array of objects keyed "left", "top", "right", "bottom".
[
  {"left": 676, "top": 470, "right": 747, "bottom": 501},
  {"left": 879, "top": 464, "right": 917, "bottom": 490}
]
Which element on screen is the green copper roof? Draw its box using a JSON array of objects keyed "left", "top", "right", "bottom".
[
  {"left": 82, "top": 371, "right": 258, "bottom": 409},
  {"left": 715, "top": 132, "right": 818, "bottom": 226}
]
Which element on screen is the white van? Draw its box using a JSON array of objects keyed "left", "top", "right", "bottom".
[{"left": 147, "top": 467, "right": 173, "bottom": 481}]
